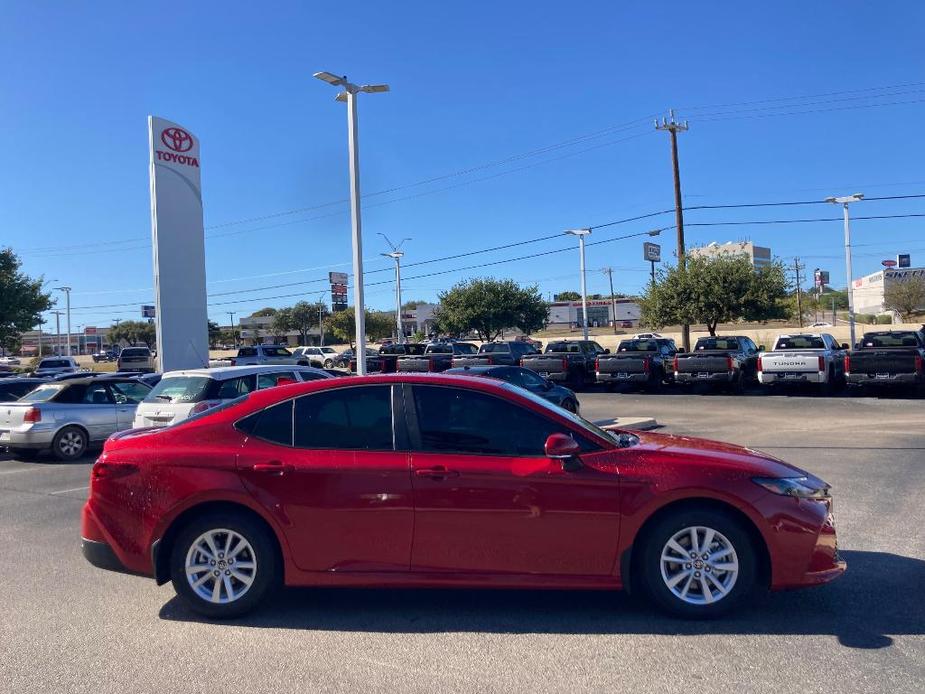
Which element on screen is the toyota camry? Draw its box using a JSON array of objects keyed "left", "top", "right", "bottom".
[{"left": 81, "top": 373, "right": 844, "bottom": 618}]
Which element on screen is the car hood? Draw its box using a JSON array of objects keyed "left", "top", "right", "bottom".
[{"left": 632, "top": 431, "right": 814, "bottom": 479}]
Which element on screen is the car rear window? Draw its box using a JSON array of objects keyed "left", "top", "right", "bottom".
[
  {"left": 426, "top": 344, "right": 452, "bottom": 354},
  {"left": 618, "top": 340, "right": 658, "bottom": 352},
  {"left": 479, "top": 343, "right": 511, "bottom": 353},
  {"left": 19, "top": 384, "right": 67, "bottom": 402},
  {"left": 262, "top": 346, "right": 291, "bottom": 357},
  {"left": 546, "top": 342, "right": 581, "bottom": 353},
  {"left": 38, "top": 359, "right": 70, "bottom": 368},
  {"left": 144, "top": 376, "right": 213, "bottom": 404},
  {"left": 861, "top": 332, "right": 922, "bottom": 348},
  {"left": 120, "top": 348, "right": 150, "bottom": 357},
  {"left": 695, "top": 338, "right": 739, "bottom": 351},
  {"left": 775, "top": 336, "right": 826, "bottom": 349},
  {"left": 454, "top": 343, "right": 478, "bottom": 354}
]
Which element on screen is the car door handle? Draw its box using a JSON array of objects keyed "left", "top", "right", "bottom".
[
  {"left": 252, "top": 462, "right": 294, "bottom": 475},
  {"left": 415, "top": 466, "right": 459, "bottom": 479}
]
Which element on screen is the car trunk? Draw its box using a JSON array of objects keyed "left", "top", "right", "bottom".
[
  {"left": 597, "top": 354, "right": 651, "bottom": 375},
  {"left": 761, "top": 352, "right": 822, "bottom": 374},
  {"left": 522, "top": 355, "right": 569, "bottom": 374},
  {"left": 451, "top": 355, "right": 494, "bottom": 368},
  {"left": 848, "top": 349, "right": 919, "bottom": 375},
  {"left": 133, "top": 401, "right": 198, "bottom": 428},
  {"left": 0, "top": 403, "right": 33, "bottom": 432},
  {"left": 676, "top": 352, "right": 732, "bottom": 373}
]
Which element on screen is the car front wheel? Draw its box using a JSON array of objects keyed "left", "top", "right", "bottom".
[
  {"left": 170, "top": 513, "right": 278, "bottom": 618},
  {"left": 323, "top": 359, "right": 334, "bottom": 368},
  {"left": 640, "top": 509, "right": 757, "bottom": 618}
]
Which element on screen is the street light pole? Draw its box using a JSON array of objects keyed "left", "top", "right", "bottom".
[
  {"left": 51, "top": 310, "right": 63, "bottom": 355},
  {"left": 825, "top": 193, "right": 863, "bottom": 348},
  {"left": 315, "top": 291, "right": 327, "bottom": 347},
  {"left": 227, "top": 312, "right": 237, "bottom": 347},
  {"left": 313, "top": 71, "right": 390, "bottom": 375},
  {"left": 566, "top": 229, "right": 592, "bottom": 340},
  {"left": 54, "top": 286, "right": 72, "bottom": 356},
  {"left": 379, "top": 234, "right": 411, "bottom": 344},
  {"left": 601, "top": 267, "right": 618, "bottom": 335}
]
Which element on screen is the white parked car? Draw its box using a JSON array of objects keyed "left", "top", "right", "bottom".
[
  {"left": 32, "top": 356, "right": 79, "bottom": 378},
  {"left": 632, "top": 332, "right": 664, "bottom": 339},
  {"left": 132, "top": 365, "right": 333, "bottom": 429},
  {"left": 0, "top": 356, "right": 21, "bottom": 366},
  {"left": 292, "top": 346, "right": 340, "bottom": 368},
  {"left": 808, "top": 322, "right": 833, "bottom": 328},
  {"left": 229, "top": 345, "right": 311, "bottom": 367}
]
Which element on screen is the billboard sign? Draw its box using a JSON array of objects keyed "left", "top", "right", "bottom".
[
  {"left": 84, "top": 326, "right": 97, "bottom": 335},
  {"left": 643, "top": 242, "right": 661, "bottom": 263},
  {"left": 329, "top": 272, "right": 349, "bottom": 312},
  {"left": 148, "top": 116, "right": 208, "bottom": 370},
  {"left": 813, "top": 269, "right": 830, "bottom": 288},
  {"left": 897, "top": 254, "right": 911, "bottom": 268},
  {"left": 882, "top": 259, "right": 897, "bottom": 268},
  {"left": 329, "top": 272, "right": 348, "bottom": 284}
]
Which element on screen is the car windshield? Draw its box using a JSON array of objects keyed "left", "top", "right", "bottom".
[
  {"left": 775, "top": 336, "right": 826, "bottom": 349},
  {"left": 320, "top": 347, "right": 336, "bottom": 354},
  {"left": 18, "top": 384, "right": 65, "bottom": 402},
  {"left": 144, "top": 376, "right": 212, "bottom": 404},
  {"left": 494, "top": 381, "right": 638, "bottom": 448},
  {"left": 546, "top": 342, "right": 581, "bottom": 353},
  {"left": 262, "top": 347, "right": 291, "bottom": 357},
  {"left": 426, "top": 345, "right": 452, "bottom": 354},
  {"left": 695, "top": 338, "right": 739, "bottom": 351},
  {"left": 38, "top": 359, "right": 70, "bottom": 368},
  {"left": 618, "top": 340, "right": 658, "bottom": 352}
]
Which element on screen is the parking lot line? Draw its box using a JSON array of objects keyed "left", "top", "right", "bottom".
[{"left": 50, "top": 485, "right": 89, "bottom": 495}]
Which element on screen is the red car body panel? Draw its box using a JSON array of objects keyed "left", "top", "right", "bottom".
[{"left": 81, "top": 374, "right": 844, "bottom": 593}]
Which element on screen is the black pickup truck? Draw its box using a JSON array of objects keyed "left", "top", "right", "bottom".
[
  {"left": 377, "top": 342, "right": 428, "bottom": 373},
  {"left": 673, "top": 335, "right": 762, "bottom": 393},
  {"left": 397, "top": 342, "right": 479, "bottom": 373},
  {"left": 845, "top": 330, "right": 925, "bottom": 390},
  {"left": 520, "top": 340, "right": 608, "bottom": 389},
  {"left": 595, "top": 338, "right": 678, "bottom": 391},
  {"left": 450, "top": 341, "right": 539, "bottom": 368}
]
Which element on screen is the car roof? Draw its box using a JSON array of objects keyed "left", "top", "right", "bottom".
[
  {"left": 445, "top": 365, "right": 509, "bottom": 375},
  {"left": 160, "top": 364, "right": 331, "bottom": 380}
]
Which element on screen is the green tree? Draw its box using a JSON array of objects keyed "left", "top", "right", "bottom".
[
  {"left": 434, "top": 278, "right": 548, "bottom": 342},
  {"left": 207, "top": 320, "right": 222, "bottom": 348},
  {"left": 883, "top": 276, "right": 925, "bottom": 320},
  {"left": 109, "top": 320, "right": 156, "bottom": 347},
  {"left": 555, "top": 291, "right": 581, "bottom": 301},
  {"left": 401, "top": 299, "right": 429, "bottom": 311},
  {"left": 270, "top": 308, "right": 293, "bottom": 342},
  {"left": 640, "top": 255, "right": 789, "bottom": 336},
  {"left": 251, "top": 307, "right": 277, "bottom": 317},
  {"left": 0, "top": 248, "right": 54, "bottom": 352},
  {"left": 325, "top": 308, "right": 395, "bottom": 348},
  {"left": 289, "top": 301, "right": 328, "bottom": 345}
]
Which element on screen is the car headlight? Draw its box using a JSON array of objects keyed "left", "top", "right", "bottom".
[{"left": 753, "top": 476, "right": 830, "bottom": 499}]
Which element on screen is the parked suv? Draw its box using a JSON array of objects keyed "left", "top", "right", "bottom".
[
  {"left": 230, "top": 345, "right": 309, "bottom": 367},
  {"left": 292, "top": 346, "right": 340, "bottom": 368},
  {"left": 117, "top": 347, "right": 155, "bottom": 373},
  {"left": 32, "top": 356, "right": 80, "bottom": 378}
]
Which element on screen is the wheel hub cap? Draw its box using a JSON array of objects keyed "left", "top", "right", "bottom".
[
  {"left": 185, "top": 528, "right": 257, "bottom": 604},
  {"left": 660, "top": 525, "right": 739, "bottom": 606}
]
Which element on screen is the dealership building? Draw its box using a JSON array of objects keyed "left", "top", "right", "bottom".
[
  {"left": 547, "top": 299, "right": 641, "bottom": 330},
  {"left": 689, "top": 241, "right": 772, "bottom": 268},
  {"left": 852, "top": 266, "right": 925, "bottom": 316}
]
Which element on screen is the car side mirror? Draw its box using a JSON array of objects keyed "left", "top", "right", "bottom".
[
  {"left": 677, "top": 348, "right": 685, "bottom": 353},
  {"left": 603, "top": 348, "right": 611, "bottom": 354},
  {"left": 545, "top": 433, "right": 581, "bottom": 471},
  {"left": 758, "top": 345, "right": 765, "bottom": 352},
  {"left": 841, "top": 343, "right": 849, "bottom": 350}
]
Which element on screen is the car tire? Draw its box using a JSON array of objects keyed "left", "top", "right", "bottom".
[
  {"left": 296, "top": 360, "right": 309, "bottom": 366},
  {"left": 170, "top": 512, "right": 278, "bottom": 619},
  {"left": 51, "top": 426, "right": 87, "bottom": 462},
  {"left": 640, "top": 508, "right": 757, "bottom": 619},
  {"left": 730, "top": 370, "right": 746, "bottom": 395},
  {"left": 323, "top": 359, "right": 334, "bottom": 368},
  {"left": 644, "top": 369, "right": 663, "bottom": 393}
]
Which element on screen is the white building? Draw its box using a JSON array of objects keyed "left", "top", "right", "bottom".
[
  {"left": 689, "top": 241, "right": 772, "bottom": 268},
  {"left": 238, "top": 314, "right": 322, "bottom": 346},
  {"left": 852, "top": 266, "right": 925, "bottom": 316},
  {"left": 547, "top": 299, "right": 641, "bottom": 330},
  {"left": 399, "top": 303, "right": 438, "bottom": 337}
]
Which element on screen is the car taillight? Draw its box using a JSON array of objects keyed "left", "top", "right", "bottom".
[
  {"left": 486, "top": 356, "right": 494, "bottom": 365},
  {"left": 642, "top": 357, "right": 650, "bottom": 374},
  {"left": 229, "top": 358, "right": 236, "bottom": 366},
  {"left": 595, "top": 358, "right": 600, "bottom": 370},
  {"left": 673, "top": 356, "right": 679, "bottom": 372},
  {"left": 818, "top": 355, "right": 825, "bottom": 371},
  {"left": 726, "top": 356, "right": 734, "bottom": 371},
  {"left": 916, "top": 354, "right": 924, "bottom": 375},
  {"left": 562, "top": 358, "right": 568, "bottom": 370},
  {"left": 757, "top": 356, "right": 763, "bottom": 372},
  {"left": 92, "top": 461, "right": 139, "bottom": 481},
  {"left": 190, "top": 400, "right": 219, "bottom": 415},
  {"left": 428, "top": 358, "right": 436, "bottom": 372},
  {"left": 23, "top": 407, "right": 41, "bottom": 423},
  {"left": 519, "top": 358, "right": 525, "bottom": 367},
  {"left": 844, "top": 354, "right": 851, "bottom": 374}
]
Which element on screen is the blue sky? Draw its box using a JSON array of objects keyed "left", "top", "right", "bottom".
[{"left": 3, "top": 1, "right": 924, "bottom": 330}]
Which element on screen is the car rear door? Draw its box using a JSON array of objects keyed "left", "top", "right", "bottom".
[
  {"left": 236, "top": 384, "right": 413, "bottom": 572},
  {"left": 405, "top": 384, "right": 621, "bottom": 576}
]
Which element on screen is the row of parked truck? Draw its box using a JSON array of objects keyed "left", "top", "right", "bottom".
[{"left": 350, "top": 329, "right": 925, "bottom": 395}]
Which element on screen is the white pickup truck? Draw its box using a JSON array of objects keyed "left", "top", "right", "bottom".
[{"left": 758, "top": 333, "right": 848, "bottom": 390}]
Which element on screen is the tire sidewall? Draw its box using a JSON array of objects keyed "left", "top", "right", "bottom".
[
  {"left": 170, "top": 513, "right": 278, "bottom": 619},
  {"left": 52, "top": 426, "right": 87, "bottom": 461},
  {"left": 640, "top": 508, "right": 757, "bottom": 618}
]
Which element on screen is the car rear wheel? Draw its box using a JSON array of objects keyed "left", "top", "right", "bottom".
[
  {"left": 640, "top": 508, "right": 757, "bottom": 618},
  {"left": 323, "top": 359, "right": 334, "bottom": 368},
  {"left": 170, "top": 513, "right": 278, "bottom": 619},
  {"left": 51, "top": 426, "right": 87, "bottom": 461}
]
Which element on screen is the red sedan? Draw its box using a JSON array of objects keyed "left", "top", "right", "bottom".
[{"left": 81, "top": 374, "right": 844, "bottom": 618}]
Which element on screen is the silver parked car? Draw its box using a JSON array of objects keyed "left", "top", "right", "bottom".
[
  {"left": 32, "top": 356, "right": 80, "bottom": 378},
  {"left": 0, "top": 377, "right": 151, "bottom": 461}
]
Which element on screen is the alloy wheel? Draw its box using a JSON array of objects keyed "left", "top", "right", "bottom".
[
  {"left": 57, "top": 430, "right": 85, "bottom": 458},
  {"left": 184, "top": 528, "right": 258, "bottom": 604},
  {"left": 659, "top": 525, "right": 739, "bottom": 605}
]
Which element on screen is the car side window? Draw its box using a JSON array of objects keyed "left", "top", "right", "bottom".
[
  {"left": 517, "top": 369, "right": 547, "bottom": 389},
  {"left": 109, "top": 381, "right": 150, "bottom": 404},
  {"left": 294, "top": 386, "right": 393, "bottom": 450},
  {"left": 411, "top": 385, "right": 571, "bottom": 457},
  {"left": 590, "top": 342, "right": 605, "bottom": 354},
  {"left": 238, "top": 347, "right": 257, "bottom": 357},
  {"left": 257, "top": 372, "right": 296, "bottom": 389},
  {"left": 240, "top": 401, "right": 293, "bottom": 446},
  {"left": 83, "top": 383, "right": 113, "bottom": 405},
  {"left": 216, "top": 375, "right": 257, "bottom": 399}
]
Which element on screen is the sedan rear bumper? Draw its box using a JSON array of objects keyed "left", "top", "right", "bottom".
[{"left": 81, "top": 538, "right": 131, "bottom": 574}]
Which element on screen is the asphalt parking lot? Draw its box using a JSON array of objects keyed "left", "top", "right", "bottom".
[{"left": 1, "top": 391, "right": 923, "bottom": 693}]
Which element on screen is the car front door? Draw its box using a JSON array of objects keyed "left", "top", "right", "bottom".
[
  {"left": 107, "top": 381, "right": 151, "bottom": 430},
  {"left": 406, "top": 384, "right": 621, "bottom": 576},
  {"left": 236, "top": 384, "right": 413, "bottom": 572},
  {"left": 77, "top": 382, "right": 119, "bottom": 441}
]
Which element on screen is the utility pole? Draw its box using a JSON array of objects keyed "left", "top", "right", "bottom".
[
  {"left": 54, "top": 286, "right": 72, "bottom": 356},
  {"left": 227, "top": 311, "right": 237, "bottom": 347},
  {"left": 601, "top": 267, "right": 618, "bottom": 335},
  {"left": 793, "top": 257, "right": 804, "bottom": 329},
  {"left": 656, "top": 109, "right": 690, "bottom": 351},
  {"left": 825, "top": 194, "right": 863, "bottom": 349},
  {"left": 566, "top": 229, "right": 592, "bottom": 340},
  {"left": 51, "top": 311, "right": 64, "bottom": 355}
]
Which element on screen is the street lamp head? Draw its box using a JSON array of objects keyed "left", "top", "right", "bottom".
[
  {"left": 54, "top": 286, "right": 71, "bottom": 292},
  {"left": 335, "top": 92, "right": 349, "bottom": 103},
  {"left": 647, "top": 229, "right": 662, "bottom": 236},
  {"left": 313, "top": 71, "right": 346, "bottom": 86},
  {"left": 826, "top": 193, "right": 864, "bottom": 204},
  {"left": 360, "top": 84, "right": 390, "bottom": 94},
  {"left": 381, "top": 251, "right": 404, "bottom": 260},
  {"left": 565, "top": 228, "right": 592, "bottom": 237}
]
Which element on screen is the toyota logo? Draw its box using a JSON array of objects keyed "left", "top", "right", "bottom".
[{"left": 161, "top": 127, "right": 193, "bottom": 152}]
